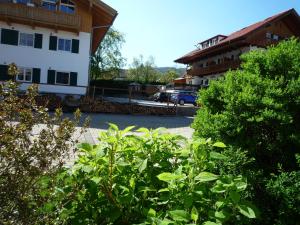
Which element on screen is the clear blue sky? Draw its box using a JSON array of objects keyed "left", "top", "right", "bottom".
[{"left": 104, "top": 0, "right": 300, "bottom": 68}]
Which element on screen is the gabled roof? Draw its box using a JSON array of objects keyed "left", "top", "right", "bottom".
[
  {"left": 90, "top": 0, "right": 118, "bottom": 52},
  {"left": 175, "top": 8, "right": 300, "bottom": 64}
]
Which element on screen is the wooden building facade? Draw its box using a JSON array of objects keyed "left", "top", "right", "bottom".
[{"left": 175, "top": 9, "right": 300, "bottom": 87}]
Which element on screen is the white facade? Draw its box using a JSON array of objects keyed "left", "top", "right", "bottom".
[{"left": 0, "top": 21, "right": 91, "bottom": 95}]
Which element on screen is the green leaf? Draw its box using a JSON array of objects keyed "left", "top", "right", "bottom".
[
  {"left": 78, "top": 143, "right": 93, "bottom": 152},
  {"left": 122, "top": 126, "right": 135, "bottom": 134},
  {"left": 236, "top": 181, "right": 247, "bottom": 191},
  {"left": 191, "top": 206, "right": 199, "bottom": 222},
  {"left": 91, "top": 177, "right": 101, "bottom": 184},
  {"left": 157, "top": 172, "right": 185, "bottom": 182},
  {"left": 138, "top": 159, "right": 148, "bottom": 173},
  {"left": 238, "top": 203, "right": 257, "bottom": 218},
  {"left": 136, "top": 127, "right": 149, "bottom": 133},
  {"left": 203, "top": 221, "right": 221, "bottom": 225},
  {"left": 195, "top": 172, "right": 219, "bottom": 182},
  {"left": 158, "top": 219, "right": 173, "bottom": 225},
  {"left": 229, "top": 191, "right": 240, "bottom": 203},
  {"left": 158, "top": 188, "right": 170, "bottom": 193},
  {"left": 213, "top": 142, "right": 227, "bottom": 148},
  {"left": 210, "top": 151, "right": 227, "bottom": 160},
  {"left": 168, "top": 210, "right": 189, "bottom": 222},
  {"left": 148, "top": 208, "right": 156, "bottom": 217},
  {"left": 108, "top": 123, "right": 119, "bottom": 131}
]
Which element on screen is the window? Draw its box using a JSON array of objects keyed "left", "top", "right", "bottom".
[
  {"left": 16, "top": 0, "right": 32, "bottom": 4},
  {"left": 17, "top": 67, "right": 32, "bottom": 83},
  {"left": 273, "top": 34, "right": 279, "bottom": 41},
  {"left": 58, "top": 38, "right": 71, "bottom": 52},
  {"left": 42, "top": 0, "right": 57, "bottom": 11},
  {"left": 56, "top": 71, "right": 70, "bottom": 85},
  {"left": 266, "top": 32, "right": 272, "bottom": 39},
  {"left": 19, "top": 33, "right": 34, "bottom": 47},
  {"left": 60, "top": 0, "right": 75, "bottom": 14}
]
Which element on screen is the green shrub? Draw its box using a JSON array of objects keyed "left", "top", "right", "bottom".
[
  {"left": 39, "top": 125, "right": 258, "bottom": 224},
  {"left": 0, "top": 73, "right": 87, "bottom": 224},
  {"left": 192, "top": 39, "right": 300, "bottom": 224}
]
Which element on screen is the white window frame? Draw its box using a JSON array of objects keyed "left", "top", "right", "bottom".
[
  {"left": 19, "top": 32, "right": 34, "bottom": 47},
  {"left": 57, "top": 38, "right": 72, "bottom": 52},
  {"left": 55, "top": 71, "right": 70, "bottom": 85},
  {"left": 16, "top": 67, "right": 33, "bottom": 83}
]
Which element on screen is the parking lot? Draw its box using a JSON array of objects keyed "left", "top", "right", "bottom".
[{"left": 78, "top": 113, "right": 194, "bottom": 144}]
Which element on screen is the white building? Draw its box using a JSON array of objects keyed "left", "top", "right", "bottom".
[{"left": 0, "top": 0, "right": 117, "bottom": 96}]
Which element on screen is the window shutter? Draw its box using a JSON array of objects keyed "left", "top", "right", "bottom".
[
  {"left": 71, "top": 39, "right": 79, "bottom": 53},
  {"left": 1, "top": 29, "right": 19, "bottom": 46},
  {"left": 0, "top": 65, "right": 10, "bottom": 81},
  {"left": 47, "top": 70, "right": 56, "bottom": 84},
  {"left": 49, "top": 36, "right": 57, "bottom": 51},
  {"left": 34, "top": 33, "right": 43, "bottom": 49},
  {"left": 32, "top": 68, "right": 41, "bottom": 83},
  {"left": 70, "top": 72, "right": 78, "bottom": 86}
]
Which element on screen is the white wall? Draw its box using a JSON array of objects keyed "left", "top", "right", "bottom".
[{"left": 0, "top": 21, "right": 91, "bottom": 95}]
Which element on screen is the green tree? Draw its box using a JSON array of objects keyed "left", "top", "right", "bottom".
[
  {"left": 159, "top": 69, "right": 180, "bottom": 84},
  {"left": 193, "top": 39, "right": 300, "bottom": 224},
  {"left": 91, "top": 27, "right": 126, "bottom": 80},
  {"left": 127, "top": 55, "right": 161, "bottom": 83}
]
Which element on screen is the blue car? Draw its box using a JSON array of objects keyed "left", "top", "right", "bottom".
[{"left": 171, "top": 91, "right": 197, "bottom": 106}]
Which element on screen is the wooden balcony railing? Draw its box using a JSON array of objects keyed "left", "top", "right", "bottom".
[
  {"left": 0, "top": 3, "right": 81, "bottom": 32},
  {"left": 188, "top": 59, "right": 241, "bottom": 76}
]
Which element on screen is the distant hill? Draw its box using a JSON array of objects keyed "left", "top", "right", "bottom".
[{"left": 155, "top": 67, "right": 186, "bottom": 76}]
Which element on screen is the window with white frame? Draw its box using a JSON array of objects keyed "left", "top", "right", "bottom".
[
  {"left": 19, "top": 32, "right": 34, "bottom": 47},
  {"left": 17, "top": 67, "right": 32, "bottom": 83},
  {"left": 58, "top": 38, "right": 71, "bottom": 52},
  {"left": 42, "top": 0, "right": 57, "bottom": 11},
  {"left": 55, "top": 71, "right": 70, "bottom": 85},
  {"left": 60, "top": 0, "right": 75, "bottom": 14},
  {"left": 16, "top": 0, "right": 32, "bottom": 4}
]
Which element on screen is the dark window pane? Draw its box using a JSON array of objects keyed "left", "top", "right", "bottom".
[{"left": 56, "top": 72, "right": 69, "bottom": 85}]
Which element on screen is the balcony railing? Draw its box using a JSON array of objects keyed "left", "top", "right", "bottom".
[
  {"left": 0, "top": 2, "right": 81, "bottom": 32},
  {"left": 188, "top": 60, "right": 241, "bottom": 76}
]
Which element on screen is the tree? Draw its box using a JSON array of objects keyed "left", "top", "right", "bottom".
[
  {"left": 127, "top": 55, "right": 161, "bottom": 83},
  {"left": 159, "top": 69, "right": 180, "bottom": 84},
  {"left": 0, "top": 64, "right": 88, "bottom": 224},
  {"left": 193, "top": 39, "right": 300, "bottom": 224},
  {"left": 91, "top": 27, "right": 126, "bottom": 80}
]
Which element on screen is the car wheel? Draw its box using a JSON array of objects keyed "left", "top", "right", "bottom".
[{"left": 179, "top": 100, "right": 185, "bottom": 105}]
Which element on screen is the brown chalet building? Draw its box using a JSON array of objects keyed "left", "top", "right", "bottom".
[{"left": 175, "top": 9, "right": 300, "bottom": 87}]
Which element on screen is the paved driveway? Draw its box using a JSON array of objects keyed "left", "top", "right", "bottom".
[{"left": 75, "top": 113, "right": 194, "bottom": 144}]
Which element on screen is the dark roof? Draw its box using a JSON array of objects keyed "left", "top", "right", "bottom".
[{"left": 175, "top": 8, "right": 300, "bottom": 64}]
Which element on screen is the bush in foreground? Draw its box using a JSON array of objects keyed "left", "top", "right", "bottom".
[
  {"left": 0, "top": 76, "right": 87, "bottom": 224},
  {"left": 39, "top": 125, "right": 257, "bottom": 224},
  {"left": 193, "top": 39, "right": 300, "bottom": 224}
]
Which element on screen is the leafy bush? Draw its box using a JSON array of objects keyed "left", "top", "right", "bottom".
[
  {"left": 0, "top": 74, "right": 87, "bottom": 224},
  {"left": 192, "top": 39, "right": 300, "bottom": 224},
  {"left": 39, "top": 125, "right": 258, "bottom": 224}
]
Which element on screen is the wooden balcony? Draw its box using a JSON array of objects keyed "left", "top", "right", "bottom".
[
  {"left": 0, "top": 2, "right": 81, "bottom": 33},
  {"left": 188, "top": 59, "right": 241, "bottom": 76}
]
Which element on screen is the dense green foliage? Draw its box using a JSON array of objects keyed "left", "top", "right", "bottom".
[
  {"left": 39, "top": 126, "right": 257, "bottom": 224},
  {"left": 193, "top": 39, "right": 300, "bottom": 224},
  {"left": 127, "top": 55, "right": 180, "bottom": 84},
  {"left": 91, "top": 28, "right": 126, "bottom": 80},
  {"left": 0, "top": 66, "right": 87, "bottom": 224}
]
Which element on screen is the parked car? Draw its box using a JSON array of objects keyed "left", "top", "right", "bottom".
[
  {"left": 152, "top": 90, "right": 179, "bottom": 102},
  {"left": 171, "top": 91, "right": 197, "bottom": 106}
]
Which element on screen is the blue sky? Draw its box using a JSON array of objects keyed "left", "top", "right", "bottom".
[{"left": 104, "top": 0, "right": 300, "bottom": 68}]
